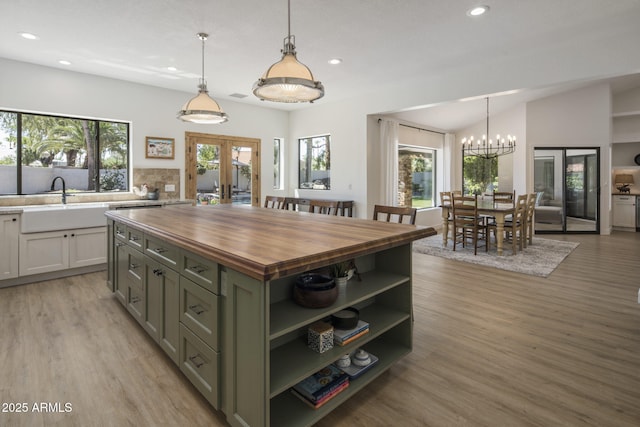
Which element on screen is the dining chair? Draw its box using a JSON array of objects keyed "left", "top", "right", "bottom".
[
  {"left": 439, "top": 192, "right": 454, "bottom": 245},
  {"left": 493, "top": 190, "right": 516, "bottom": 207},
  {"left": 263, "top": 195, "right": 287, "bottom": 209},
  {"left": 524, "top": 193, "right": 537, "bottom": 246},
  {"left": 501, "top": 194, "right": 528, "bottom": 254},
  {"left": 452, "top": 194, "right": 489, "bottom": 255},
  {"left": 373, "top": 204, "right": 417, "bottom": 225},
  {"left": 309, "top": 200, "right": 340, "bottom": 215}
]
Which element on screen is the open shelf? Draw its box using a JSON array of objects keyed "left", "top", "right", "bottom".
[
  {"left": 269, "top": 270, "right": 410, "bottom": 340},
  {"left": 270, "top": 337, "right": 411, "bottom": 427},
  {"left": 270, "top": 304, "right": 410, "bottom": 397}
]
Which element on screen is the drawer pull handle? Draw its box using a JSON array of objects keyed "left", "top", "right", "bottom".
[
  {"left": 189, "top": 304, "right": 205, "bottom": 315},
  {"left": 189, "top": 354, "right": 205, "bottom": 368},
  {"left": 190, "top": 265, "right": 207, "bottom": 274},
  {"left": 154, "top": 247, "right": 167, "bottom": 254},
  {"left": 153, "top": 268, "right": 164, "bottom": 276},
  {"left": 131, "top": 296, "right": 140, "bottom": 303},
  {"left": 130, "top": 236, "right": 139, "bottom": 241},
  {"left": 115, "top": 242, "right": 124, "bottom": 247},
  {"left": 129, "top": 263, "right": 139, "bottom": 270}
]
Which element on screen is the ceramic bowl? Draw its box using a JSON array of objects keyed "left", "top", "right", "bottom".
[
  {"left": 351, "top": 349, "right": 372, "bottom": 367},
  {"left": 293, "top": 274, "right": 338, "bottom": 308}
]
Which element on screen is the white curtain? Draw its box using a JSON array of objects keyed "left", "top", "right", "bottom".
[
  {"left": 443, "top": 133, "right": 456, "bottom": 194},
  {"left": 379, "top": 119, "right": 399, "bottom": 205}
]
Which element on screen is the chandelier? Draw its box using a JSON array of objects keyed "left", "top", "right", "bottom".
[
  {"left": 177, "top": 33, "right": 228, "bottom": 124},
  {"left": 253, "top": 0, "right": 324, "bottom": 103},
  {"left": 461, "top": 97, "right": 515, "bottom": 159}
]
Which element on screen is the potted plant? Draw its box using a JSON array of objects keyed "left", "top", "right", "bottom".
[{"left": 329, "top": 261, "right": 351, "bottom": 286}]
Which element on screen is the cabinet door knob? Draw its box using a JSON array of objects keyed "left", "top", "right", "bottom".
[
  {"left": 153, "top": 268, "right": 164, "bottom": 276},
  {"left": 12, "top": 218, "right": 17, "bottom": 222},
  {"left": 154, "top": 247, "right": 167, "bottom": 254}
]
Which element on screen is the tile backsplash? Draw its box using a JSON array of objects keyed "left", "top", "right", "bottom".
[{"left": 133, "top": 168, "right": 180, "bottom": 200}]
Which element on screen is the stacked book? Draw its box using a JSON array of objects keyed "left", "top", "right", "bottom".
[
  {"left": 291, "top": 365, "right": 349, "bottom": 409},
  {"left": 333, "top": 320, "right": 369, "bottom": 346}
]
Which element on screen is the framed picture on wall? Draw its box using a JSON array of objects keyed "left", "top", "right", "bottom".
[{"left": 145, "top": 136, "right": 175, "bottom": 159}]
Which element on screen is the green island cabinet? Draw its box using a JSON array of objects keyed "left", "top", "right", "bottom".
[{"left": 106, "top": 204, "right": 435, "bottom": 427}]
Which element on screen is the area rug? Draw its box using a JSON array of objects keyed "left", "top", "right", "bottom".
[{"left": 412, "top": 234, "right": 579, "bottom": 277}]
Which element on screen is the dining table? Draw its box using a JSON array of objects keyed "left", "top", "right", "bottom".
[{"left": 441, "top": 200, "right": 515, "bottom": 256}]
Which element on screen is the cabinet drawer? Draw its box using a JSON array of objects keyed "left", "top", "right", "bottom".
[
  {"left": 127, "top": 284, "right": 145, "bottom": 324},
  {"left": 181, "top": 250, "right": 219, "bottom": 294},
  {"left": 114, "top": 222, "right": 127, "bottom": 242},
  {"left": 126, "top": 247, "right": 144, "bottom": 291},
  {"left": 180, "top": 277, "right": 219, "bottom": 350},
  {"left": 145, "top": 235, "right": 179, "bottom": 269},
  {"left": 126, "top": 227, "right": 143, "bottom": 250},
  {"left": 179, "top": 323, "right": 219, "bottom": 409}
]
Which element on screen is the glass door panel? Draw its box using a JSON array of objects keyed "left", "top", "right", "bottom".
[
  {"left": 534, "top": 149, "right": 564, "bottom": 232},
  {"left": 534, "top": 148, "right": 599, "bottom": 233},
  {"left": 185, "top": 133, "right": 260, "bottom": 207}
]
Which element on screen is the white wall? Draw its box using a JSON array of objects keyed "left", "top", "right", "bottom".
[
  {"left": 526, "top": 83, "right": 612, "bottom": 234},
  {"left": 0, "top": 58, "right": 288, "bottom": 201}
]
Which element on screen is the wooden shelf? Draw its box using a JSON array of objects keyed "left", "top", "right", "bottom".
[
  {"left": 269, "top": 270, "right": 410, "bottom": 340},
  {"left": 270, "top": 335, "right": 411, "bottom": 427},
  {"left": 270, "top": 304, "right": 410, "bottom": 397}
]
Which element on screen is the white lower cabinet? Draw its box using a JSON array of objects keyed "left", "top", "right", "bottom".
[
  {"left": 19, "top": 227, "right": 106, "bottom": 276},
  {"left": 0, "top": 215, "right": 20, "bottom": 280}
]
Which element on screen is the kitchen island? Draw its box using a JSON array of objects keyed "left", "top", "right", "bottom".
[{"left": 105, "top": 204, "right": 435, "bottom": 427}]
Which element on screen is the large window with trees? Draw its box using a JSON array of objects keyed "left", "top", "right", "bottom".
[
  {"left": 462, "top": 155, "right": 497, "bottom": 195},
  {"left": 398, "top": 145, "right": 435, "bottom": 208},
  {"left": 0, "top": 111, "right": 129, "bottom": 195},
  {"left": 299, "top": 135, "right": 330, "bottom": 190}
]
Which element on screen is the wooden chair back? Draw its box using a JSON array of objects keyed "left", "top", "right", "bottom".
[
  {"left": 264, "top": 195, "right": 287, "bottom": 209},
  {"left": 373, "top": 205, "right": 417, "bottom": 225},
  {"left": 309, "top": 200, "right": 340, "bottom": 215},
  {"left": 452, "top": 195, "right": 488, "bottom": 255},
  {"left": 493, "top": 190, "right": 516, "bottom": 207},
  {"left": 504, "top": 194, "right": 528, "bottom": 254},
  {"left": 525, "top": 193, "right": 537, "bottom": 246}
]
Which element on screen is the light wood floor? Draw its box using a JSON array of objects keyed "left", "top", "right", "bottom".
[{"left": 1, "top": 232, "right": 639, "bottom": 426}]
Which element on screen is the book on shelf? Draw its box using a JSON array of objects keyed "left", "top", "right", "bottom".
[
  {"left": 291, "top": 380, "right": 349, "bottom": 409},
  {"left": 292, "top": 364, "right": 349, "bottom": 403},
  {"left": 333, "top": 320, "right": 369, "bottom": 343},
  {"left": 335, "top": 328, "right": 369, "bottom": 346}
]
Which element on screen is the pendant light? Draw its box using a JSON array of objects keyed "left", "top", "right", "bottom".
[
  {"left": 253, "top": 0, "right": 324, "bottom": 103},
  {"left": 461, "top": 97, "right": 516, "bottom": 159},
  {"left": 178, "top": 33, "right": 228, "bottom": 124}
]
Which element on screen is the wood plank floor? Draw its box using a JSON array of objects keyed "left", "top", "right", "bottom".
[{"left": 1, "top": 232, "right": 639, "bottom": 426}]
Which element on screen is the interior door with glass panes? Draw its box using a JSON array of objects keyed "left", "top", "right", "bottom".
[{"left": 185, "top": 132, "right": 260, "bottom": 206}]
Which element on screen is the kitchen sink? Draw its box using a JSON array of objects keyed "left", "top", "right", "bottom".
[{"left": 20, "top": 203, "right": 110, "bottom": 233}]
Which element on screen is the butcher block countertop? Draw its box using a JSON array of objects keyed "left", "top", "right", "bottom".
[{"left": 105, "top": 204, "right": 436, "bottom": 281}]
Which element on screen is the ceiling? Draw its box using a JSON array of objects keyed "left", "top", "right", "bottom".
[{"left": 2, "top": 0, "right": 640, "bottom": 131}]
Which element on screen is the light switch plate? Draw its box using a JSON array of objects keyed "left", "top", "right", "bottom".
[{"left": 164, "top": 184, "right": 175, "bottom": 192}]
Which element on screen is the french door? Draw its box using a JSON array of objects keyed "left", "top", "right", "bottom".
[
  {"left": 533, "top": 147, "right": 599, "bottom": 233},
  {"left": 185, "top": 132, "right": 261, "bottom": 206}
]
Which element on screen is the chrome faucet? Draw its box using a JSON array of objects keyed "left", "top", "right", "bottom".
[{"left": 51, "top": 176, "right": 68, "bottom": 204}]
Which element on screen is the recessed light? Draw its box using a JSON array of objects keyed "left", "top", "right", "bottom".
[
  {"left": 19, "top": 32, "right": 39, "bottom": 40},
  {"left": 467, "top": 5, "right": 489, "bottom": 17},
  {"left": 167, "top": 66, "right": 177, "bottom": 72},
  {"left": 58, "top": 60, "right": 72, "bottom": 66},
  {"left": 328, "top": 58, "right": 342, "bottom": 65}
]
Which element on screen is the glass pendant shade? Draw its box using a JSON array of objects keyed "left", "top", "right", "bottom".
[
  {"left": 253, "top": 42, "right": 324, "bottom": 103},
  {"left": 178, "top": 83, "right": 228, "bottom": 124},
  {"left": 253, "top": 0, "right": 324, "bottom": 103},
  {"left": 177, "top": 33, "right": 228, "bottom": 124}
]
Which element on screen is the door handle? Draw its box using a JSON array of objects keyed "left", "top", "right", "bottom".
[
  {"left": 221, "top": 185, "right": 224, "bottom": 199},
  {"left": 228, "top": 184, "right": 231, "bottom": 201}
]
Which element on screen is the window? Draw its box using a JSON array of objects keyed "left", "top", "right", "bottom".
[
  {"left": 299, "top": 135, "right": 330, "bottom": 190},
  {"left": 273, "top": 138, "right": 282, "bottom": 189},
  {"left": 462, "top": 155, "right": 497, "bottom": 195},
  {"left": 398, "top": 145, "right": 435, "bottom": 208},
  {"left": 0, "top": 110, "right": 129, "bottom": 195}
]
